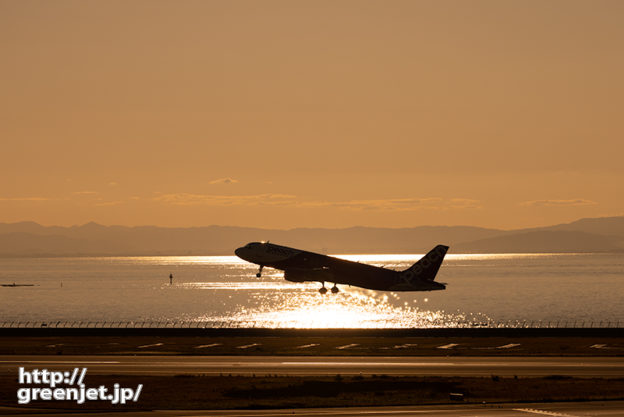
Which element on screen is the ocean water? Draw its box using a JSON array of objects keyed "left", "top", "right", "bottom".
[{"left": 0, "top": 253, "right": 622, "bottom": 328}]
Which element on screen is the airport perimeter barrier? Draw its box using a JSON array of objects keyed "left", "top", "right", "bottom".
[{"left": 0, "top": 320, "right": 621, "bottom": 329}]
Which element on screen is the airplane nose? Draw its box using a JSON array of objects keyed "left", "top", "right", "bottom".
[{"left": 234, "top": 247, "right": 245, "bottom": 258}]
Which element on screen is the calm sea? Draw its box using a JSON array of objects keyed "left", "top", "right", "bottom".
[{"left": 0, "top": 253, "right": 622, "bottom": 328}]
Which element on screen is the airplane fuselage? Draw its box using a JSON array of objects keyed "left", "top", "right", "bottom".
[{"left": 235, "top": 242, "right": 447, "bottom": 292}]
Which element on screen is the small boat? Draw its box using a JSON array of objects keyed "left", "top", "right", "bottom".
[{"left": 1, "top": 283, "right": 36, "bottom": 287}]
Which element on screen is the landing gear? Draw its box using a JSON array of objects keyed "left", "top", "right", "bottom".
[
  {"left": 319, "top": 282, "right": 339, "bottom": 294},
  {"left": 256, "top": 265, "right": 263, "bottom": 278}
]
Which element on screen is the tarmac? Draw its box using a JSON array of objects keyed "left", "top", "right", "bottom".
[
  {"left": 2, "top": 402, "right": 624, "bottom": 416},
  {"left": 3, "top": 355, "right": 624, "bottom": 377}
]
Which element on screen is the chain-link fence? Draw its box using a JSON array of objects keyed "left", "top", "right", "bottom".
[{"left": 0, "top": 320, "right": 620, "bottom": 329}]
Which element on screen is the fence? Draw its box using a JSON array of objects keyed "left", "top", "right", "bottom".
[{"left": 0, "top": 320, "right": 620, "bottom": 329}]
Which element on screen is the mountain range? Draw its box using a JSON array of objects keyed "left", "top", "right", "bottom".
[{"left": 0, "top": 216, "right": 623, "bottom": 257}]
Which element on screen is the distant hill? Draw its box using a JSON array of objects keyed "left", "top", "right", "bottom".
[
  {"left": 453, "top": 230, "right": 622, "bottom": 253},
  {"left": 540, "top": 216, "right": 624, "bottom": 239},
  {"left": 0, "top": 216, "right": 622, "bottom": 256},
  {"left": 0, "top": 232, "right": 135, "bottom": 257}
]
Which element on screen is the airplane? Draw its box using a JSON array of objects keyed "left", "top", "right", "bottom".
[{"left": 234, "top": 242, "right": 449, "bottom": 294}]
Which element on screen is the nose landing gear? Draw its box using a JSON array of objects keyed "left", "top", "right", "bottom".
[{"left": 256, "top": 265, "right": 263, "bottom": 278}]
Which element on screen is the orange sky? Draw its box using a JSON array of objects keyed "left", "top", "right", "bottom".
[{"left": 1, "top": 1, "right": 623, "bottom": 229}]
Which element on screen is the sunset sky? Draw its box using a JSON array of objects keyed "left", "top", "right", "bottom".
[{"left": 1, "top": 1, "right": 622, "bottom": 229}]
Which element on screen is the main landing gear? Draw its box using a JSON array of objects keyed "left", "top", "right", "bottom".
[
  {"left": 318, "top": 282, "right": 339, "bottom": 294},
  {"left": 256, "top": 265, "right": 263, "bottom": 278}
]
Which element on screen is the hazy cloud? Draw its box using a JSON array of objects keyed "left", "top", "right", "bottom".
[
  {"left": 521, "top": 199, "right": 598, "bottom": 207},
  {"left": 94, "top": 200, "right": 124, "bottom": 207},
  {"left": 209, "top": 177, "right": 239, "bottom": 185},
  {"left": 448, "top": 198, "right": 482, "bottom": 209},
  {"left": 73, "top": 191, "right": 99, "bottom": 196},
  {"left": 154, "top": 193, "right": 296, "bottom": 206},
  {"left": 155, "top": 194, "right": 480, "bottom": 211},
  {"left": 0, "top": 197, "right": 50, "bottom": 202},
  {"left": 298, "top": 198, "right": 481, "bottom": 211},
  {"left": 298, "top": 198, "right": 441, "bottom": 211}
]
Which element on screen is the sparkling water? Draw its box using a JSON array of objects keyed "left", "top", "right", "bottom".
[{"left": 0, "top": 253, "right": 622, "bottom": 328}]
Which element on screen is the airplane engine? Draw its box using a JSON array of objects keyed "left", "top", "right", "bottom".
[{"left": 284, "top": 268, "right": 333, "bottom": 283}]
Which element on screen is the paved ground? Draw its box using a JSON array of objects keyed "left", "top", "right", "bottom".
[
  {"left": 2, "top": 401, "right": 624, "bottom": 416},
  {"left": 2, "top": 355, "right": 624, "bottom": 377},
  {"left": 1, "top": 335, "right": 623, "bottom": 356}
]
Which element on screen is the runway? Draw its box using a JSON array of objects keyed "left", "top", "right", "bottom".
[
  {"left": 2, "top": 402, "right": 624, "bottom": 416},
  {"left": 2, "top": 355, "right": 624, "bottom": 377}
]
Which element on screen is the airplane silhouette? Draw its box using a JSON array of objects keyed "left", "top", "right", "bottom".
[{"left": 235, "top": 242, "right": 449, "bottom": 294}]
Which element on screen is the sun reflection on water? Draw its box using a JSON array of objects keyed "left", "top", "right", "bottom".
[
  {"left": 194, "top": 286, "right": 489, "bottom": 329},
  {"left": 154, "top": 253, "right": 504, "bottom": 328}
]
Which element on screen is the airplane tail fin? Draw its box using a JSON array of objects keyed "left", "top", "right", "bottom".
[{"left": 402, "top": 245, "right": 449, "bottom": 281}]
